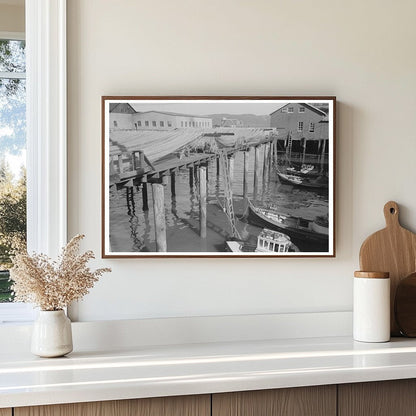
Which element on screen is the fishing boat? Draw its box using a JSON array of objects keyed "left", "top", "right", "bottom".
[
  {"left": 226, "top": 228, "right": 298, "bottom": 254},
  {"left": 277, "top": 172, "right": 328, "bottom": 190},
  {"left": 286, "top": 164, "right": 316, "bottom": 176},
  {"left": 247, "top": 200, "right": 328, "bottom": 251}
]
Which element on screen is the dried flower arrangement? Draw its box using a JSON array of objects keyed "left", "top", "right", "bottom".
[{"left": 10, "top": 235, "right": 111, "bottom": 311}]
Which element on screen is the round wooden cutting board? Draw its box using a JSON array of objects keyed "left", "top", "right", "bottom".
[
  {"left": 359, "top": 201, "right": 416, "bottom": 336},
  {"left": 395, "top": 272, "right": 416, "bottom": 337}
]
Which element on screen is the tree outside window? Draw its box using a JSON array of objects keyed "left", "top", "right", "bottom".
[{"left": 0, "top": 38, "right": 27, "bottom": 302}]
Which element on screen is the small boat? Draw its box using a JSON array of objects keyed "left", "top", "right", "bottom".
[
  {"left": 226, "top": 228, "right": 298, "bottom": 254},
  {"left": 247, "top": 200, "right": 328, "bottom": 251},
  {"left": 277, "top": 172, "right": 328, "bottom": 190},
  {"left": 286, "top": 164, "right": 316, "bottom": 176}
]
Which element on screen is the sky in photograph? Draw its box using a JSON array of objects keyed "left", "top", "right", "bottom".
[{"left": 120, "top": 100, "right": 330, "bottom": 116}]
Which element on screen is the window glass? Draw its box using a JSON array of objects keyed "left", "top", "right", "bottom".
[
  {"left": 0, "top": 39, "right": 27, "bottom": 303},
  {"left": 0, "top": 40, "right": 25, "bottom": 73}
]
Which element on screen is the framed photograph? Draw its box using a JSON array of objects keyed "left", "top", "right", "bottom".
[{"left": 102, "top": 96, "right": 336, "bottom": 258}]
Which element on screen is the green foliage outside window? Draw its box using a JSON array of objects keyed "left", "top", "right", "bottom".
[{"left": 0, "top": 39, "right": 27, "bottom": 302}]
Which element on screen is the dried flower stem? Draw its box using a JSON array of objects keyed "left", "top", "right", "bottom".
[{"left": 10, "top": 235, "right": 111, "bottom": 310}]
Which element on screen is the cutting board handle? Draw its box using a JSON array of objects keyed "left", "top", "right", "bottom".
[{"left": 384, "top": 201, "right": 400, "bottom": 228}]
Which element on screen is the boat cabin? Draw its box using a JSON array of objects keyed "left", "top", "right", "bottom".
[{"left": 255, "top": 228, "right": 291, "bottom": 253}]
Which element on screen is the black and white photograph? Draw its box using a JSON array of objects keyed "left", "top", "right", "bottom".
[{"left": 102, "top": 97, "right": 335, "bottom": 257}]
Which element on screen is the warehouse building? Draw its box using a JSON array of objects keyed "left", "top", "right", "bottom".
[
  {"left": 270, "top": 102, "right": 329, "bottom": 155},
  {"left": 109, "top": 103, "right": 212, "bottom": 130}
]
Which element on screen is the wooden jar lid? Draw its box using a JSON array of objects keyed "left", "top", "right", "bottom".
[{"left": 354, "top": 271, "right": 390, "bottom": 279}]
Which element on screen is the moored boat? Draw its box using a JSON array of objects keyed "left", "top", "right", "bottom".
[
  {"left": 277, "top": 172, "right": 328, "bottom": 190},
  {"left": 286, "top": 164, "right": 318, "bottom": 176},
  {"left": 247, "top": 200, "right": 328, "bottom": 251},
  {"left": 226, "top": 228, "right": 298, "bottom": 254}
]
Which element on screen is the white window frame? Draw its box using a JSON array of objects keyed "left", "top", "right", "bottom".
[
  {"left": 298, "top": 121, "right": 303, "bottom": 132},
  {"left": 299, "top": 107, "right": 305, "bottom": 113},
  {"left": 0, "top": 0, "right": 67, "bottom": 324}
]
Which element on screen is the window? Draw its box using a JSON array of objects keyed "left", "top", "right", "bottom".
[
  {"left": 299, "top": 107, "right": 305, "bottom": 113},
  {"left": 309, "top": 122, "right": 315, "bottom": 132},
  {"left": 281, "top": 108, "right": 287, "bottom": 113},
  {"left": 288, "top": 107, "right": 294, "bottom": 113},
  {"left": 298, "top": 121, "right": 303, "bottom": 132},
  {"left": 168, "top": 121, "right": 172, "bottom": 127},
  {"left": 152, "top": 121, "right": 156, "bottom": 127},
  {"left": 160, "top": 121, "right": 164, "bottom": 127},
  {"left": 0, "top": 37, "right": 27, "bottom": 304},
  {"left": 0, "top": 3, "right": 68, "bottom": 324},
  {"left": 145, "top": 120, "right": 149, "bottom": 126},
  {"left": 137, "top": 120, "right": 141, "bottom": 127},
  {"left": 113, "top": 120, "right": 118, "bottom": 127},
  {"left": 185, "top": 121, "right": 187, "bottom": 127}
]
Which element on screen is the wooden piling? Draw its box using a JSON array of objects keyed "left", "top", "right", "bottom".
[
  {"left": 268, "top": 141, "right": 273, "bottom": 172},
  {"left": 274, "top": 139, "right": 278, "bottom": 165},
  {"left": 152, "top": 183, "right": 167, "bottom": 252},
  {"left": 139, "top": 151, "right": 145, "bottom": 169},
  {"left": 320, "top": 139, "right": 327, "bottom": 171},
  {"left": 142, "top": 183, "right": 149, "bottom": 211},
  {"left": 118, "top": 154, "right": 123, "bottom": 174},
  {"left": 263, "top": 143, "right": 269, "bottom": 184},
  {"left": 199, "top": 167, "right": 207, "bottom": 239},
  {"left": 189, "top": 166, "right": 194, "bottom": 188},
  {"left": 302, "top": 139, "right": 307, "bottom": 165},
  {"left": 130, "top": 187, "right": 135, "bottom": 214},
  {"left": 194, "top": 164, "right": 199, "bottom": 184},
  {"left": 126, "top": 187, "right": 131, "bottom": 214},
  {"left": 254, "top": 146, "right": 261, "bottom": 197},
  {"left": 216, "top": 157, "right": 220, "bottom": 176},
  {"left": 243, "top": 150, "right": 249, "bottom": 199},
  {"left": 170, "top": 172, "right": 176, "bottom": 197}
]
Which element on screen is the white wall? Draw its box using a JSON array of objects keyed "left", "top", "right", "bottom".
[
  {"left": 67, "top": 0, "right": 416, "bottom": 322},
  {"left": 0, "top": 3, "right": 24, "bottom": 33}
]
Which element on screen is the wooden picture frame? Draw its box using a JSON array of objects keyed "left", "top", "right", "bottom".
[{"left": 102, "top": 96, "right": 336, "bottom": 258}]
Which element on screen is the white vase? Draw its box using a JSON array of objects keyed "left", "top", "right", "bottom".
[{"left": 31, "top": 310, "right": 73, "bottom": 357}]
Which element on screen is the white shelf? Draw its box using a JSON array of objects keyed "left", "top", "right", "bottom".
[{"left": 2, "top": 335, "right": 416, "bottom": 408}]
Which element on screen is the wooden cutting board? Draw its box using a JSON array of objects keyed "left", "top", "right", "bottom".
[
  {"left": 359, "top": 201, "right": 416, "bottom": 336},
  {"left": 395, "top": 272, "right": 416, "bottom": 337}
]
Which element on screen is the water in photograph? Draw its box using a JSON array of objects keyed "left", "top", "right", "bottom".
[{"left": 109, "top": 146, "right": 329, "bottom": 253}]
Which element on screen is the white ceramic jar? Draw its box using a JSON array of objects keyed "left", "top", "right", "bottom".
[
  {"left": 31, "top": 310, "right": 73, "bottom": 357},
  {"left": 353, "top": 271, "right": 390, "bottom": 343}
]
